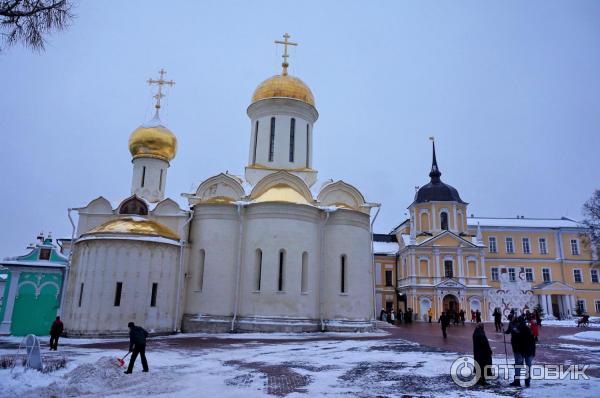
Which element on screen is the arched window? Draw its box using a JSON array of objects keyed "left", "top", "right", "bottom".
[
  {"left": 420, "top": 212, "right": 430, "bottom": 231},
  {"left": 301, "top": 252, "right": 308, "bottom": 293},
  {"left": 255, "top": 249, "right": 262, "bottom": 291},
  {"left": 159, "top": 169, "right": 164, "bottom": 191},
  {"left": 198, "top": 249, "right": 205, "bottom": 290},
  {"left": 268, "top": 117, "right": 276, "bottom": 162},
  {"left": 278, "top": 250, "right": 285, "bottom": 291},
  {"left": 119, "top": 196, "right": 148, "bottom": 215},
  {"left": 341, "top": 255, "right": 348, "bottom": 293},
  {"left": 141, "top": 166, "right": 146, "bottom": 188},
  {"left": 440, "top": 212, "right": 449, "bottom": 230},
  {"left": 252, "top": 120, "right": 259, "bottom": 164},
  {"left": 306, "top": 124, "right": 310, "bottom": 168},
  {"left": 289, "top": 118, "right": 295, "bottom": 162}
]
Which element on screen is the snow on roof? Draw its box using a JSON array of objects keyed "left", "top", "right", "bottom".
[
  {"left": 467, "top": 217, "right": 582, "bottom": 229},
  {"left": 373, "top": 241, "right": 398, "bottom": 255}
]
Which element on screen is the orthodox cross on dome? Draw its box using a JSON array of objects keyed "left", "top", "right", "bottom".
[
  {"left": 147, "top": 68, "right": 175, "bottom": 113},
  {"left": 274, "top": 33, "right": 298, "bottom": 76}
]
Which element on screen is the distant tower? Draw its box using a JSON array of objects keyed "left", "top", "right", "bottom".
[
  {"left": 128, "top": 69, "right": 177, "bottom": 203},
  {"left": 245, "top": 33, "right": 319, "bottom": 187}
]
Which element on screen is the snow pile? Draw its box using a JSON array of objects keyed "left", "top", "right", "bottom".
[
  {"left": 543, "top": 318, "right": 600, "bottom": 328},
  {"left": 559, "top": 330, "right": 600, "bottom": 342},
  {"left": 38, "top": 356, "right": 123, "bottom": 397}
]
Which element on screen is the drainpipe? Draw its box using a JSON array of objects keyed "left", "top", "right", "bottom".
[
  {"left": 58, "top": 208, "right": 77, "bottom": 317},
  {"left": 369, "top": 204, "right": 381, "bottom": 321},
  {"left": 174, "top": 209, "right": 194, "bottom": 332},
  {"left": 231, "top": 202, "right": 246, "bottom": 332}
]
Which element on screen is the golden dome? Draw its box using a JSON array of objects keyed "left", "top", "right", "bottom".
[
  {"left": 128, "top": 116, "right": 177, "bottom": 162},
  {"left": 85, "top": 216, "right": 180, "bottom": 241},
  {"left": 251, "top": 74, "right": 315, "bottom": 107}
]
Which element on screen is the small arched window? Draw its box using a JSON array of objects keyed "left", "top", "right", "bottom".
[
  {"left": 268, "top": 117, "right": 276, "bottom": 162},
  {"left": 255, "top": 249, "right": 262, "bottom": 291},
  {"left": 198, "top": 249, "right": 205, "bottom": 290},
  {"left": 440, "top": 212, "right": 449, "bottom": 230},
  {"left": 278, "top": 250, "right": 285, "bottom": 291},
  {"left": 301, "top": 252, "right": 308, "bottom": 293},
  {"left": 289, "top": 118, "right": 295, "bottom": 162},
  {"left": 341, "top": 255, "right": 348, "bottom": 293},
  {"left": 252, "top": 120, "right": 259, "bottom": 164},
  {"left": 119, "top": 195, "right": 148, "bottom": 215}
]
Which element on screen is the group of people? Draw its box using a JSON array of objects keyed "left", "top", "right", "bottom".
[
  {"left": 379, "top": 308, "right": 414, "bottom": 324},
  {"left": 437, "top": 309, "right": 481, "bottom": 338},
  {"left": 47, "top": 317, "right": 150, "bottom": 374},
  {"left": 473, "top": 309, "right": 539, "bottom": 387}
]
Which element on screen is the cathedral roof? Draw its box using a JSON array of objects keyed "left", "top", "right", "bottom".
[
  {"left": 413, "top": 141, "right": 466, "bottom": 204},
  {"left": 84, "top": 216, "right": 180, "bottom": 241},
  {"left": 128, "top": 113, "right": 177, "bottom": 162},
  {"left": 251, "top": 74, "right": 315, "bottom": 107}
]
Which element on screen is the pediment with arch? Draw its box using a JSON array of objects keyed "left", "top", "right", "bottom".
[
  {"left": 317, "top": 180, "right": 366, "bottom": 212},
  {"left": 152, "top": 198, "right": 183, "bottom": 215},
  {"left": 418, "top": 230, "right": 477, "bottom": 248},
  {"left": 82, "top": 196, "right": 113, "bottom": 214},
  {"left": 250, "top": 171, "right": 314, "bottom": 205},
  {"left": 195, "top": 173, "right": 245, "bottom": 204}
]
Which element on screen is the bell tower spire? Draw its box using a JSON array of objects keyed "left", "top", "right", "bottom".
[{"left": 429, "top": 136, "right": 441, "bottom": 182}]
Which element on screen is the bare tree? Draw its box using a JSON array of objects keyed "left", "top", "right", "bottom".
[
  {"left": 582, "top": 189, "right": 600, "bottom": 258},
  {"left": 1, "top": 0, "right": 74, "bottom": 51}
]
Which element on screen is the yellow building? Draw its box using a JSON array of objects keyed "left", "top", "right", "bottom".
[{"left": 374, "top": 142, "right": 599, "bottom": 321}]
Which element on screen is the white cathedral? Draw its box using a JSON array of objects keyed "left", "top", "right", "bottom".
[{"left": 62, "top": 36, "right": 377, "bottom": 336}]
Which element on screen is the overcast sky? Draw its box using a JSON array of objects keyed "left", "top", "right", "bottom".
[{"left": 1, "top": 1, "right": 599, "bottom": 256}]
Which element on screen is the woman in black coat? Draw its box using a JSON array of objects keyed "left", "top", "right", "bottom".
[{"left": 473, "top": 323, "right": 492, "bottom": 385}]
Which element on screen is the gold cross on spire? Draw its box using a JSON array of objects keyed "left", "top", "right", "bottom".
[
  {"left": 274, "top": 33, "right": 298, "bottom": 76},
  {"left": 147, "top": 68, "right": 175, "bottom": 112}
]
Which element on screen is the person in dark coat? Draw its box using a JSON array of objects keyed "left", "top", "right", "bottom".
[
  {"left": 493, "top": 308, "right": 503, "bottom": 332},
  {"left": 125, "top": 322, "right": 149, "bottom": 374},
  {"left": 49, "top": 316, "right": 64, "bottom": 351},
  {"left": 438, "top": 312, "right": 450, "bottom": 338},
  {"left": 459, "top": 309, "right": 466, "bottom": 326},
  {"left": 505, "top": 315, "right": 536, "bottom": 387},
  {"left": 475, "top": 309, "right": 482, "bottom": 323},
  {"left": 473, "top": 323, "right": 492, "bottom": 385}
]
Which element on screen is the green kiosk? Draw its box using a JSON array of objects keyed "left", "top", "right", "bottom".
[{"left": 0, "top": 233, "right": 67, "bottom": 336}]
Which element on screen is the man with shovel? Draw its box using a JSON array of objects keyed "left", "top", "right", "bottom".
[{"left": 124, "top": 321, "right": 149, "bottom": 374}]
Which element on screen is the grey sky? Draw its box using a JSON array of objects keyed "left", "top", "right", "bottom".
[{"left": 1, "top": 1, "right": 599, "bottom": 256}]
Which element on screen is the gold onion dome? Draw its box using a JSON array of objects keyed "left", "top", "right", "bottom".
[
  {"left": 85, "top": 216, "right": 180, "bottom": 241},
  {"left": 251, "top": 74, "right": 315, "bottom": 107},
  {"left": 128, "top": 113, "right": 177, "bottom": 162}
]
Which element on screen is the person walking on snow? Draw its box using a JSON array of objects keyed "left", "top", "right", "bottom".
[
  {"left": 49, "top": 316, "right": 63, "bottom": 351},
  {"left": 438, "top": 312, "right": 450, "bottom": 338},
  {"left": 505, "top": 315, "right": 536, "bottom": 387},
  {"left": 473, "top": 323, "right": 492, "bottom": 386},
  {"left": 125, "top": 322, "right": 149, "bottom": 374},
  {"left": 493, "top": 308, "right": 503, "bottom": 332}
]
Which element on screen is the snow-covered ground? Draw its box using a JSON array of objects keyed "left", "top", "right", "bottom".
[
  {"left": 1, "top": 333, "right": 598, "bottom": 397},
  {"left": 543, "top": 317, "right": 600, "bottom": 328},
  {"left": 559, "top": 331, "right": 600, "bottom": 342}
]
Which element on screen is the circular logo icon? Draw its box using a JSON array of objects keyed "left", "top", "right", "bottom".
[{"left": 450, "top": 356, "right": 481, "bottom": 387}]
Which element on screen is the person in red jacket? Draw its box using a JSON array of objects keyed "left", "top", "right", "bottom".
[
  {"left": 49, "top": 316, "right": 64, "bottom": 350},
  {"left": 530, "top": 319, "right": 539, "bottom": 342}
]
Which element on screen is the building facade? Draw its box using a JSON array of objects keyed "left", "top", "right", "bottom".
[
  {"left": 374, "top": 142, "right": 599, "bottom": 321},
  {"left": 61, "top": 37, "right": 376, "bottom": 336}
]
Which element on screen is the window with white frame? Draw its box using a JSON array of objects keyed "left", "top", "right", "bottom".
[
  {"left": 577, "top": 299, "right": 586, "bottom": 313},
  {"left": 522, "top": 237, "right": 530, "bottom": 254},
  {"left": 508, "top": 267, "right": 516, "bottom": 282},
  {"left": 571, "top": 239, "right": 579, "bottom": 255},
  {"left": 525, "top": 267, "right": 534, "bottom": 282},
  {"left": 591, "top": 269, "right": 599, "bottom": 284},
  {"left": 595, "top": 300, "right": 600, "bottom": 313},
  {"left": 489, "top": 237, "right": 497, "bottom": 253},
  {"left": 491, "top": 267, "right": 499, "bottom": 281},
  {"left": 542, "top": 268, "right": 551, "bottom": 282},
  {"left": 539, "top": 238, "right": 547, "bottom": 254},
  {"left": 573, "top": 269, "right": 583, "bottom": 283},
  {"left": 506, "top": 237, "right": 514, "bottom": 253}
]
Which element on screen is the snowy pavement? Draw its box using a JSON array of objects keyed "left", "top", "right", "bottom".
[{"left": 1, "top": 327, "right": 599, "bottom": 397}]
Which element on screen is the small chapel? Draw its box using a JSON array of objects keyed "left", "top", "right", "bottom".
[{"left": 62, "top": 35, "right": 377, "bottom": 336}]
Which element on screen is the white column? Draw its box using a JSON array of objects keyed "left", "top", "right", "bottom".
[
  {"left": 434, "top": 249, "right": 441, "bottom": 282},
  {"left": 432, "top": 204, "right": 437, "bottom": 231},
  {"left": 545, "top": 294, "right": 553, "bottom": 317},
  {"left": 539, "top": 294, "right": 546, "bottom": 315},
  {"left": 0, "top": 270, "right": 21, "bottom": 334},
  {"left": 410, "top": 252, "right": 416, "bottom": 284},
  {"left": 570, "top": 295, "right": 577, "bottom": 313},
  {"left": 480, "top": 250, "right": 487, "bottom": 280},
  {"left": 452, "top": 206, "right": 458, "bottom": 232},
  {"left": 557, "top": 295, "right": 564, "bottom": 317}
]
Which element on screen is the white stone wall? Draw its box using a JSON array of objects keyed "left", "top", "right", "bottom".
[
  {"left": 321, "top": 210, "right": 373, "bottom": 322},
  {"left": 63, "top": 239, "right": 180, "bottom": 336},
  {"left": 183, "top": 205, "right": 240, "bottom": 317}
]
